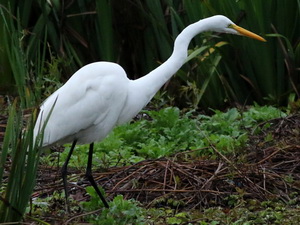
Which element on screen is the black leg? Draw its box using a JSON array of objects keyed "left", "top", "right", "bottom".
[
  {"left": 86, "top": 143, "right": 109, "bottom": 208},
  {"left": 61, "top": 140, "right": 77, "bottom": 212}
]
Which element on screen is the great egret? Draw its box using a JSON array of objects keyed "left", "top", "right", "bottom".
[{"left": 34, "top": 15, "right": 266, "bottom": 210}]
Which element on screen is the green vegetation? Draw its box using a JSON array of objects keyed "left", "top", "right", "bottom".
[
  {"left": 0, "top": 0, "right": 299, "bottom": 108},
  {"left": 0, "top": 0, "right": 299, "bottom": 224},
  {"left": 17, "top": 105, "right": 298, "bottom": 224},
  {"left": 2, "top": 103, "right": 299, "bottom": 224},
  {"left": 82, "top": 188, "right": 146, "bottom": 225},
  {"left": 0, "top": 103, "right": 41, "bottom": 222},
  {"left": 58, "top": 106, "right": 285, "bottom": 169}
]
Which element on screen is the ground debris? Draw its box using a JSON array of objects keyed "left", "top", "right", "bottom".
[
  {"left": 34, "top": 114, "right": 300, "bottom": 209},
  {"left": 101, "top": 146, "right": 300, "bottom": 208}
]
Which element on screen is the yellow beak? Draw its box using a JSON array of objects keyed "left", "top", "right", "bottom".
[{"left": 231, "top": 24, "right": 266, "bottom": 42}]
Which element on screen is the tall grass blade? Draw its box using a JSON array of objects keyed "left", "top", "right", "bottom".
[
  {"left": 95, "top": 0, "right": 115, "bottom": 61},
  {"left": 1, "top": 8, "right": 28, "bottom": 107},
  {"left": 0, "top": 103, "right": 41, "bottom": 222}
]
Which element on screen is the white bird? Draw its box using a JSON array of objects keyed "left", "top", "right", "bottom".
[{"left": 34, "top": 15, "right": 266, "bottom": 209}]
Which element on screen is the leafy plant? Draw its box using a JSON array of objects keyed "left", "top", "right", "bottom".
[
  {"left": 194, "top": 199, "right": 300, "bottom": 224},
  {"left": 58, "top": 107, "right": 202, "bottom": 168},
  {"left": 82, "top": 187, "right": 145, "bottom": 225},
  {"left": 166, "top": 211, "right": 191, "bottom": 224},
  {"left": 29, "top": 191, "right": 79, "bottom": 220},
  {"left": 55, "top": 105, "right": 286, "bottom": 170}
]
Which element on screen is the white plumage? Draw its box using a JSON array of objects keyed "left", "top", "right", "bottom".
[{"left": 34, "top": 15, "right": 266, "bottom": 209}]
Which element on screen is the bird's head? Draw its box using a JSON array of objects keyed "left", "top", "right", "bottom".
[{"left": 208, "top": 15, "right": 266, "bottom": 42}]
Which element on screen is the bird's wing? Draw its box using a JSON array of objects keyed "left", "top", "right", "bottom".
[{"left": 37, "top": 63, "right": 129, "bottom": 146}]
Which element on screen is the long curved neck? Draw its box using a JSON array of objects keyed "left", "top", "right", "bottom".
[
  {"left": 133, "top": 21, "right": 205, "bottom": 98},
  {"left": 118, "top": 19, "right": 209, "bottom": 124}
]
